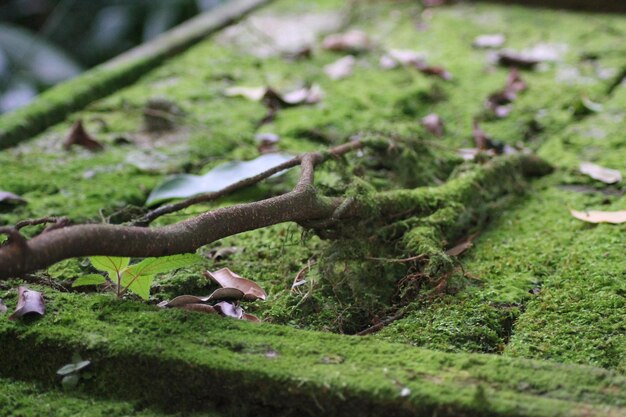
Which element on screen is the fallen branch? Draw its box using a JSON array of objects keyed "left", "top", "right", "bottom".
[{"left": 0, "top": 140, "right": 551, "bottom": 280}]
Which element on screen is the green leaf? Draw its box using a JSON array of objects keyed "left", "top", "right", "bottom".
[
  {"left": 89, "top": 256, "right": 130, "bottom": 280},
  {"left": 146, "top": 153, "right": 294, "bottom": 206},
  {"left": 120, "top": 273, "right": 154, "bottom": 300},
  {"left": 124, "top": 254, "right": 202, "bottom": 277},
  {"left": 72, "top": 274, "right": 106, "bottom": 287}
]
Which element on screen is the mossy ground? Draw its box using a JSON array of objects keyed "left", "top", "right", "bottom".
[{"left": 0, "top": 0, "right": 625, "bottom": 414}]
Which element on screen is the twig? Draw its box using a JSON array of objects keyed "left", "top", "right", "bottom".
[
  {"left": 365, "top": 254, "right": 427, "bottom": 263},
  {"left": 16, "top": 216, "right": 70, "bottom": 232},
  {"left": 132, "top": 140, "right": 361, "bottom": 226},
  {"left": 356, "top": 308, "right": 407, "bottom": 336}
]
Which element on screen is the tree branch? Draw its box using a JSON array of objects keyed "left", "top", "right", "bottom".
[{"left": 0, "top": 142, "right": 550, "bottom": 281}]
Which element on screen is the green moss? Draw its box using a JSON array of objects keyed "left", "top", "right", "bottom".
[
  {"left": 0, "top": 291, "right": 625, "bottom": 416},
  {"left": 0, "top": 378, "right": 214, "bottom": 417}
]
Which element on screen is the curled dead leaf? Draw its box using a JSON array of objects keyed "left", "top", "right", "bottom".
[
  {"left": 159, "top": 294, "right": 210, "bottom": 308},
  {"left": 0, "top": 191, "right": 27, "bottom": 206},
  {"left": 182, "top": 303, "right": 218, "bottom": 314},
  {"left": 207, "top": 287, "right": 246, "bottom": 301},
  {"left": 421, "top": 113, "right": 444, "bottom": 137},
  {"left": 243, "top": 313, "right": 261, "bottom": 322},
  {"left": 497, "top": 51, "right": 541, "bottom": 69},
  {"left": 213, "top": 301, "right": 244, "bottom": 319},
  {"left": 579, "top": 162, "right": 622, "bottom": 184},
  {"left": 9, "top": 286, "right": 45, "bottom": 320},
  {"left": 322, "top": 30, "right": 372, "bottom": 53},
  {"left": 324, "top": 55, "right": 356, "bottom": 80},
  {"left": 63, "top": 120, "right": 104, "bottom": 152},
  {"left": 485, "top": 69, "right": 526, "bottom": 118},
  {"left": 379, "top": 49, "right": 425, "bottom": 69},
  {"left": 570, "top": 209, "right": 626, "bottom": 224},
  {"left": 204, "top": 268, "right": 267, "bottom": 301},
  {"left": 473, "top": 34, "right": 505, "bottom": 49}
]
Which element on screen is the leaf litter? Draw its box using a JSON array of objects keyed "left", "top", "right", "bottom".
[
  {"left": 8, "top": 286, "right": 45, "bottom": 320},
  {"left": 324, "top": 55, "right": 356, "bottom": 80},
  {"left": 159, "top": 268, "right": 266, "bottom": 322},
  {"left": 322, "top": 29, "right": 373, "bottom": 53},
  {"left": 63, "top": 120, "right": 103, "bottom": 152},
  {"left": 579, "top": 162, "right": 622, "bottom": 184},
  {"left": 570, "top": 209, "right": 626, "bottom": 224}
]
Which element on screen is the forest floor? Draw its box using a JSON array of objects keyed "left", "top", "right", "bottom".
[{"left": 0, "top": 0, "right": 624, "bottom": 416}]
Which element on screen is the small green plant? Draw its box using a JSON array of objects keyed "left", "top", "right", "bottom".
[
  {"left": 73, "top": 254, "right": 201, "bottom": 300},
  {"left": 57, "top": 355, "right": 91, "bottom": 390}
]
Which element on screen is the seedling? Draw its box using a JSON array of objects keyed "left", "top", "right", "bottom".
[{"left": 73, "top": 254, "right": 201, "bottom": 300}]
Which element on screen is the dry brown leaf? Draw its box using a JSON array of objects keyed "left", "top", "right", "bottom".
[
  {"left": 213, "top": 301, "right": 244, "bottom": 319},
  {"left": 0, "top": 191, "right": 27, "bottom": 205},
  {"left": 421, "top": 113, "right": 444, "bottom": 137},
  {"left": 415, "top": 63, "right": 453, "bottom": 81},
  {"left": 579, "top": 162, "right": 622, "bottom": 184},
  {"left": 242, "top": 313, "right": 261, "bottom": 322},
  {"left": 159, "top": 295, "right": 210, "bottom": 308},
  {"left": 63, "top": 120, "right": 104, "bottom": 152},
  {"left": 485, "top": 69, "right": 526, "bottom": 118},
  {"left": 9, "top": 286, "right": 45, "bottom": 320},
  {"left": 204, "top": 268, "right": 267, "bottom": 301},
  {"left": 445, "top": 233, "right": 479, "bottom": 256},
  {"left": 207, "top": 288, "right": 246, "bottom": 301},
  {"left": 322, "top": 30, "right": 372, "bottom": 53},
  {"left": 570, "top": 209, "right": 626, "bottom": 224},
  {"left": 379, "top": 49, "right": 425, "bottom": 69},
  {"left": 497, "top": 51, "right": 541, "bottom": 69},
  {"left": 182, "top": 303, "right": 218, "bottom": 314},
  {"left": 206, "top": 246, "right": 243, "bottom": 261},
  {"left": 472, "top": 34, "right": 505, "bottom": 49},
  {"left": 324, "top": 55, "right": 356, "bottom": 80}
]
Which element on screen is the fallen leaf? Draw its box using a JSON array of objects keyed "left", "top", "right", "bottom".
[
  {"left": 380, "top": 49, "right": 451, "bottom": 80},
  {"left": 473, "top": 34, "right": 505, "bottom": 49},
  {"left": 485, "top": 69, "right": 526, "bottom": 118},
  {"left": 472, "top": 120, "right": 494, "bottom": 150},
  {"left": 324, "top": 55, "right": 356, "bottom": 80},
  {"left": 379, "top": 49, "right": 425, "bottom": 69},
  {"left": 9, "top": 286, "right": 45, "bottom": 320},
  {"left": 243, "top": 313, "right": 261, "bottom": 322},
  {"left": 0, "top": 191, "right": 27, "bottom": 205},
  {"left": 445, "top": 233, "right": 479, "bottom": 256},
  {"left": 457, "top": 148, "right": 481, "bottom": 161},
  {"left": 0, "top": 299, "right": 6, "bottom": 314},
  {"left": 146, "top": 153, "right": 294, "bottom": 205},
  {"left": 497, "top": 51, "right": 541, "bottom": 69},
  {"left": 415, "top": 63, "right": 453, "bottom": 80},
  {"left": 63, "top": 120, "right": 103, "bottom": 151},
  {"left": 570, "top": 209, "right": 626, "bottom": 224},
  {"left": 421, "top": 113, "right": 444, "bottom": 136},
  {"left": 207, "top": 287, "right": 246, "bottom": 301},
  {"left": 204, "top": 268, "right": 267, "bottom": 301},
  {"left": 159, "top": 294, "right": 211, "bottom": 308},
  {"left": 213, "top": 301, "right": 244, "bottom": 319},
  {"left": 322, "top": 30, "right": 372, "bottom": 53},
  {"left": 206, "top": 246, "right": 243, "bottom": 261},
  {"left": 182, "top": 303, "right": 218, "bottom": 314},
  {"left": 281, "top": 84, "right": 323, "bottom": 105},
  {"left": 579, "top": 162, "right": 622, "bottom": 184}
]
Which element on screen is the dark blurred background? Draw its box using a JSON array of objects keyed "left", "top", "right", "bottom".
[{"left": 0, "top": 0, "right": 225, "bottom": 114}]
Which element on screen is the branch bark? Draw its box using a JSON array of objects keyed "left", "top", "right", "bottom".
[
  {"left": 0, "top": 141, "right": 361, "bottom": 280},
  {"left": 0, "top": 143, "right": 550, "bottom": 281}
]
